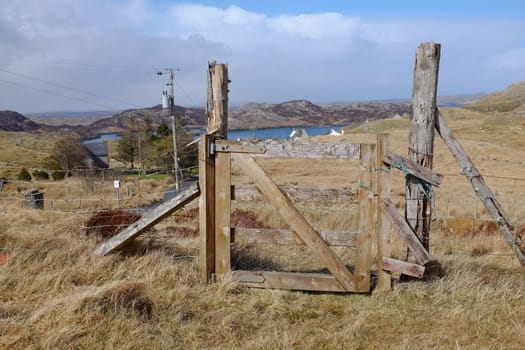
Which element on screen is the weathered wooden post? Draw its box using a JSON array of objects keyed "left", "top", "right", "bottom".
[
  {"left": 406, "top": 42, "right": 440, "bottom": 252},
  {"left": 206, "top": 61, "right": 229, "bottom": 138},
  {"left": 375, "top": 134, "right": 392, "bottom": 292},
  {"left": 355, "top": 143, "right": 375, "bottom": 292},
  {"left": 200, "top": 61, "right": 229, "bottom": 283}
]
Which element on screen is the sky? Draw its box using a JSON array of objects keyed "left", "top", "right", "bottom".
[{"left": 1, "top": 0, "right": 525, "bottom": 113}]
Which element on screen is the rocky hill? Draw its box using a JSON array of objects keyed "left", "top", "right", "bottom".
[
  {"left": 0, "top": 99, "right": 409, "bottom": 134},
  {"left": 228, "top": 100, "right": 409, "bottom": 129},
  {"left": 0, "top": 111, "right": 42, "bottom": 131},
  {"left": 83, "top": 105, "right": 205, "bottom": 136},
  {"left": 78, "top": 99, "right": 409, "bottom": 135}
]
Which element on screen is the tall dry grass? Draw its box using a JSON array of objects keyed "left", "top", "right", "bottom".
[
  {"left": 1, "top": 106, "right": 525, "bottom": 348},
  {"left": 1, "top": 206, "right": 524, "bottom": 349}
]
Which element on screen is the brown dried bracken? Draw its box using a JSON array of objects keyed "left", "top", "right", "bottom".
[{"left": 85, "top": 209, "right": 142, "bottom": 239}]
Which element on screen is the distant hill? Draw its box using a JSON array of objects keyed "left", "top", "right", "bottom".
[
  {"left": 228, "top": 100, "right": 409, "bottom": 129},
  {"left": 80, "top": 100, "right": 409, "bottom": 135},
  {"left": 467, "top": 81, "right": 525, "bottom": 112},
  {"left": 0, "top": 111, "right": 42, "bottom": 131},
  {"left": 84, "top": 104, "right": 205, "bottom": 136},
  {"left": 29, "top": 110, "right": 118, "bottom": 126},
  {"left": 1, "top": 91, "right": 491, "bottom": 134}
]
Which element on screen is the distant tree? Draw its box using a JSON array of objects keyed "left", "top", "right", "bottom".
[
  {"left": 46, "top": 134, "right": 88, "bottom": 177},
  {"left": 156, "top": 122, "right": 170, "bottom": 138},
  {"left": 148, "top": 115, "right": 197, "bottom": 173},
  {"left": 32, "top": 170, "right": 50, "bottom": 180},
  {"left": 139, "top": 117, "right": 154, "bottom": 170},
  {"left": 116, "top": 118, "right": 138, "bottom": 168},
  {"left": 17, "top": 167, "right": 32, "bottom": 181}
]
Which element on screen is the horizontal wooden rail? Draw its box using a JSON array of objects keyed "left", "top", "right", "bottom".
[
  {"left": 231, "top": 270, "right": 352, "bottom": 292},
  {"left": 381, "top": 257, "right": 425, "bottom": 279},
  {"left": 216, "top": 139, "right": 361, "bottom": 159},
  {"left": 383, "top": 150, "right": 443, "bottom": 186},
  {"left": 232, "top": 185, "right": 357, "bottom": 204},
  {"left": 232, "top": 227, "right": 357, "bottom": 246}
]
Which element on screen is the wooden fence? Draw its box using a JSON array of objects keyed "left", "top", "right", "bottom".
[{"left": 199, "top": 134, "right": 398, "bottom": 293}]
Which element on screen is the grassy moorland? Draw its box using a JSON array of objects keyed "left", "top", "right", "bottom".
[{"left": 1, "top": 106, "right": 525, "bottom": 349}]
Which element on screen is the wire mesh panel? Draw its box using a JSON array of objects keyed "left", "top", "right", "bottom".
[{"left": 230, "top": 203, "right": 360, "bottom": 274}]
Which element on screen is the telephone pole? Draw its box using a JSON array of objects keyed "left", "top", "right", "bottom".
[{"left": 158, "top": 68, "right": 182, "bottom": 190}]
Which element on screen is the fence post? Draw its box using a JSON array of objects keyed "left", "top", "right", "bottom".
[
  {"left": 355, "top": 143, "right": 376, "bottom": 292},
  {"left": 199, "top": 134, "right": 216, "bottom": 283},
  {"left": 376, "top": 134, "right": 392, "bottom": 292},
  {"left": 215, "top": 150, "right": 231, "bottom": 277},
  {"left": 206, "top": 61, "right": 229, "bottom": 138},
  {"left": 406, "top": 42, "right": 440, "bottom": 253}
]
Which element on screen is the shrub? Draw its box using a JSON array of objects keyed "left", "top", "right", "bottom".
[
  {"left": 51, "top": 170, "right": 65, "bottom": 181},
  {"left": 32, "top": 170, "right": 50, "bottom": 180},
  {"left": 17, "top": 168, "right": 32, "bottom": 181}
]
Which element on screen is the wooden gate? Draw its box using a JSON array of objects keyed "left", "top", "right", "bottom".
[{"left": 199, "top": 134, "right": 394, "bottom": 293}]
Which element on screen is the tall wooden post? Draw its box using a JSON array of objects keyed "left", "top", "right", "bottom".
[
  {"left": 200, "top": 61, "right": 229, "bottom": 283},
  {"left": 356, "top": 143, "right": 375, "bottom": 292},
  {"left": 199, "top": 134, "right": 215, "bottom": 283},
  {"left": 376, "top": 134, "right": 392, "bottom": 292},
  {"left": 406, "top": 42, "right": 440, "bottom": 252},
  {"left": 206, "top": 61, "right": 229, "bottom": 138}
]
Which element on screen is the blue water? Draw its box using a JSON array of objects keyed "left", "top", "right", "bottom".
[
  {"left": 83, "top": 125, "right": 344, "bottom": 144},
  {"left": 83, "top": 133, "right": 122, "bottom": 144},
  {"left": 191, "top": 125, "right": 344, "bottom": 140}
]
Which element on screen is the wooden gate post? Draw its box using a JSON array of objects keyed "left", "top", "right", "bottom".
[
  {"left": 200, "top": 61, "right": 229, "bottom": 283},
  {"left": 406, "top": 42, "right": 440, "bottom": 252},
  {"left": 376, "top": 134, "right": 392, "bottom": 292},
  {"left": 206, "top": 61, "right": 229, "bottom": 138},
  {"left": 199, "top": 134, "right": 216, "bottom": 283},
  {"left": 356, "top": 143, "right": 376, "bottom": 292}
]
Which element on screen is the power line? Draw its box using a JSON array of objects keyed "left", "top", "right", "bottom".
[
  {"left": 0, "top": 78, "right": 117, "bottom": 110},
  {"left": 0, "top": 68, "right": 144, "bottom": 109},
  {"left": 13, "top": 59, "right": 156, "bottom": 74}
]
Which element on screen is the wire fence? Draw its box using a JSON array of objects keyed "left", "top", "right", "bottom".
[{"left": 1, "top": 157, "right": 525, "bottom": 261}]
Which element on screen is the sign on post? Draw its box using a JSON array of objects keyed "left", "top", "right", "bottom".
[{"left": 114, "top": 180, "right": 121, "bottom": 209}]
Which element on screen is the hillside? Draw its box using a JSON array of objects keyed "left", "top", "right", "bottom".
[
  {"left": 84, "top": 105, "right": 205, "bottom": 136},
  {"left": 80, "top": 100, "right": 409, "bottom": 135},
  {"left": 0, "top": 111, "right": 42, "bottom": 131},
  {"left": 467, "top": 80, "right": 525, "bottom": 112},
  {"left": 228, "top": 100, "right": 409, "bottom": 129}
]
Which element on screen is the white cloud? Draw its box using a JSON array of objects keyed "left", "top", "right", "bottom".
[
  {"left": 0, "top": 1, "right": 524, "bottom": 112},
  {"left": 486, "top": 48, "right": 525, "bottom": 72}
]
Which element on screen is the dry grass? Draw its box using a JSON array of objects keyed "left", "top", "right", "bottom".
[
  {"left": 1, "top": 106, "right": 525, "bottom": 348},
  {"left": 1, "top": 209, "right": 524, "bottom": 349}
]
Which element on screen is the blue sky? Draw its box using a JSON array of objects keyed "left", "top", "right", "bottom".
[{"left": 1, "top": 0, "right": 524, "bottom": 112}]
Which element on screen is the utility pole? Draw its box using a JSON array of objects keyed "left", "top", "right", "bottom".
[{"left": 158, "top": 68, "right": 182, "bottom": 190}]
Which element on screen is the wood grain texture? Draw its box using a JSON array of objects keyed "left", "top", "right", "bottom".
[
  {"left": 406, "top": 42, "right": 440, "bottom": 251},
  {"left": 383, "top": 150, "right": 443, "bottom": 187},
  {"left": 376, "top": 134, "right": 392, "bottom": 292},
  {"left": 215, "top": 151, "right": 231, "bottom": 276},
  {"left": 233, "top": 185, "right": 357, "bottom": 204},
  {"left": 381, "top": 257, "right": 425, "bottom": 279},
  {"left": 355, "top": 143, "right": 375, "bottom": 292},
  {"left": 231, "top": 271, "right": 351, "bottom": 292},
  {"left": 381, "top": 198, "right": 431, "bottom": 265},
  {"left": 231, "top": 227, "right": 358, "bottom": 247},
  {"left": 199, "top": 134, "right": 216, "bottom": 283},
  {"left": 206, "top": 61, "right": 229, "bottom": 138},
  {"left": 220, "top": 139, "right": 360, "bottom": 159}
]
